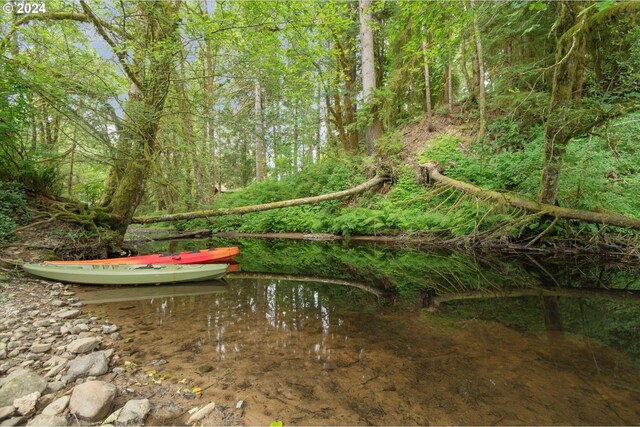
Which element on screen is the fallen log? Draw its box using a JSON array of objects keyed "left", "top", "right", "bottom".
[
  {"left": 421, "top": 163, "right": 640, "bottom": 230},
  {"left": 124, "top": 229, "right": 213, "bottom": 242},
  {"left": 132, "top": 175, "right": 389, "bottom": 224}
]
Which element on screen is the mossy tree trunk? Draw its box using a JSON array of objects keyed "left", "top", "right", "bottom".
[
  {"left": 539, "top": 1, "right": 583, "bottom": 205},
  {"left": 82, "top": 1, "right": 182, "bottom": 236}
]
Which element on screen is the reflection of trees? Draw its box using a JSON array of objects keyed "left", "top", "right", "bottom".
[
  {"left": 136, "top": 238, "right": 640, "bottom": 313},
  {"left": 227, "top": 272, "right": 388, "bottom": 298}
]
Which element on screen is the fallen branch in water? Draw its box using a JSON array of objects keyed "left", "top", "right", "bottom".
[
  {"left": 132, "top": 175, "right": 389, "bottom": 224},
  {"left": 421, "top": 163, "right": 640, "bottom": 230},
  {"left": 227, "top": 272, "right": 389, "bottom": 297},
  {"left": 430, "top": 286, "right": 640, "bottom": 307}
]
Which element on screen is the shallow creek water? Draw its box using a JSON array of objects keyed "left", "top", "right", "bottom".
[{"left": 75, "top": 239, "right": 640, "bottom": 425}]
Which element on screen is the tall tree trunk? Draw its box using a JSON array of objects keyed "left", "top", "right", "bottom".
[
  {"left": 312, "top": 85, "right": 321, "bottom": 164},
  {"left": 359, "top": 0, "right": 382, "bottom": 155},
  {"left": 332, "top": 35, "right": 358, "bottom": 152},
  {"left": 67, "top": 141, "right": 76, "bottom": 197},
  {"left": 293, "top": 102, "right": 299, "bottom": 173},
  {"left": 203, "top": 35, "right": 217, "bottom": 203},
  {"left": 421, "top": 35, "right": 434, "bottom": 131},
  {"left": 327, "top": 92, "right": 347, "bottom": 150},
  {"left": 254, "top": 79, "right": 267, "bottom": 182},
  {"left": 505, "top": 38, "right": 513, "bottom": 89},
  {"left": 42, "top": 105, "right": 51, "bottom": 146},
  {"left": 460, "top": 38, "right": 473, "bottom": 103},
  {"left": 573, "top": 30, "right": 587, "bottom": 107},
  {"left": 30, "top": 113, "right": 37, "bottom": 150},
  {"left": 539, "top": 1, "right": 583, "bottom": 205},
  {"left": 99, "top": 83, "right": 137, "bottom": 207},
  {"left": 471, "top": 38, "right": 480, "bottom": 104},
  {"left": 438, "top": 68, "right": 447, "bottom": 107},
  {"left": 470, "top": 0, "right": 486, "bottom": 139},
  {"left": 177, "top": 52, "right": 201, "bottom": 206},
  {"left": 593, "top": 36, "right": 603, "bottom": 88},
  {"left": 447, "top": 51, "right": 453, "bottom": 113},
  {"left": 84, "top": 0, "right": 182, "bottom": 236}
]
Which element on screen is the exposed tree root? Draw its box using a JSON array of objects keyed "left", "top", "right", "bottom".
[{"left": 9, "top": 215, "right": 60, "bottom": 235}]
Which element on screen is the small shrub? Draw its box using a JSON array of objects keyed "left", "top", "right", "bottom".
[{"left": 0, "top": 181, "right": 29, "bottom": 244}]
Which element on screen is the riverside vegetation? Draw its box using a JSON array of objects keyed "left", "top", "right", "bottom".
[{"left": 0, "top": 1, "right": 638, "bottom": 253}]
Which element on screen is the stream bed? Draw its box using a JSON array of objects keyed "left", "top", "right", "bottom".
[{"left": 75, "top": 238, "right": 640, "bottom": 425}]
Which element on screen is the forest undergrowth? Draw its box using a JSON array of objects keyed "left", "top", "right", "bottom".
[{"left": 167, "top": 112, "right": 640, "bottom": 253}]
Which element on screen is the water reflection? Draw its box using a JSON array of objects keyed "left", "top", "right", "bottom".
[{"left": 78, "top": 239, "right": 640, "bottom": 425}]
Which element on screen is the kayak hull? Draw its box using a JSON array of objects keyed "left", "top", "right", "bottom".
[
  {"left": 23, "top": 263, "right": 229, "bottom": 286},
  {"left": 44, "top": 247, "right": 239, "bottom": 265},
  {"left": 79, "top": 283, "right": 229, "bottom": 304}
]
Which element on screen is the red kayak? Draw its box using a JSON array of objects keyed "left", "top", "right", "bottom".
[{"left": 45, "top": 247, "right": 239, "bottom": 266}]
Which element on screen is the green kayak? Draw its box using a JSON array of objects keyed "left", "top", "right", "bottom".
[{"left": 23, "top": 263, "right": 229, "bottom": 286}]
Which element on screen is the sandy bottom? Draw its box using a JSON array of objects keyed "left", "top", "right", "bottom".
[{"left": 80, "top": 279, "right": 640, "bottom": 426}]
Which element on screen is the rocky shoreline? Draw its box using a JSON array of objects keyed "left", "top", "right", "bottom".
[{"left": 0, "top": 275, "right": 236, "bottom": 426}]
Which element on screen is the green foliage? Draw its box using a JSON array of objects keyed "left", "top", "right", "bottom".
[
  {"left": 75, "top": 180, "right": 105, "bottom": 206},
  {"left": 0, "top": 181, "right": 29, "bottom": 244}
]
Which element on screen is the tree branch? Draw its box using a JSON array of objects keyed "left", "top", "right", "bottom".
[
  {"left": 0, "top": 12, "right": 128, "bottom": 50},
  {"left": 79, "top": 0, "right": 142, "bottom": 90}
]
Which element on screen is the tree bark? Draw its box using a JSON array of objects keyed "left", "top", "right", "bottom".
[
  {"left": 447, "top": 49, "right": 453, "bottom": 113},
  {"left": 359, "top": 0, "right": 382, "bottom": 155},
  {"left": 460, "top": 38, "right": 473, "bottom": 103},
  {"left": 421, "top": 34, "right": 434, "bottom": 131},
  {"left": 67, "top": 141, "right": 76, "bottom": 197},
  {"left": 330, "top": 34, "right": 359, "bottom": 153},
  {"left": 132, "top": 174, "right": 388, "bottom": 224},
  {"left": 470, "top": 37, "right": 480, "bottom": 104},
  {"left": 254, "top": 79, "right": 267, "bottom": 181},
  {"left": 539, "top": 1, "right": 583, "bottom": 205},
  {"left": 470, "top": 0, "right": 486, "bottom": 138},
  {"left": 177, "top": 50, "right": 201, "bottom": 206}
]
